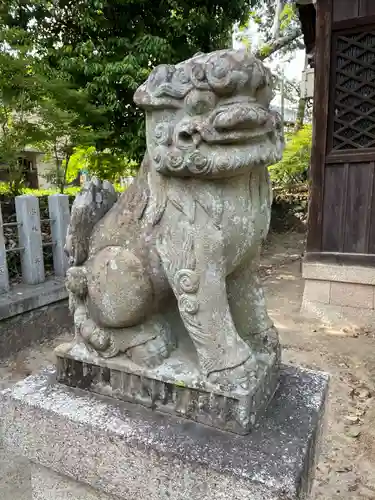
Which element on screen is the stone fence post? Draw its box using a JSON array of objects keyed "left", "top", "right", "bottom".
[
  {"left": 15, "top": 195, "right": 45, "bottom": 285},
  {"left": 0, "top": 205, "right": 10, "bottom": 293},
  {"left": 48, "top": 194, "right": 70, "bottom": 277}
]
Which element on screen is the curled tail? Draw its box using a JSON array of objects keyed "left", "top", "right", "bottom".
[{"left": 65, "top": 178, "right": 117, "bottom": 266}]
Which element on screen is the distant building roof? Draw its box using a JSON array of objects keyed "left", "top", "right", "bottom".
[
  {"left": 271, "top": 105, "right": 298, "bottom": 123},
  {"left": 270, "top": 104, "right": 312, "bottom": 125},
  {"left": 24, "top": 146, "right": 44, "bottom": 154}
]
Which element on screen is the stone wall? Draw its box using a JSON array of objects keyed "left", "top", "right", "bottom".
[{"left": 302, "top": 262, "right": 375, "bottom": 326}]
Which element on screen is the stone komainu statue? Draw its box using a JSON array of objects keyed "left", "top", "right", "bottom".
[{"left": 65, "top": 49, "right": 284, "bottom": 393}]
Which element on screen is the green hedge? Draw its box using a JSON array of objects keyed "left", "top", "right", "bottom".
[{"left": 0, "top": 182, "right": 126, "bottom": 197}]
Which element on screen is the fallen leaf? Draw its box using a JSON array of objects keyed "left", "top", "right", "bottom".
[
  {"left": 348, "top": 483, "right": 359, "bottom": 492},
  {"left": 344, "top": 415, "right": 360, "bottom": 425},
  {"left": 345, "top": 427, "right": 361, "bottom": 438},
  {"left": 355, "top": 388, "right": 372, "bottom": 399},
  {"left": 336, "top": 465, "right": 353, "bottom": 473}
]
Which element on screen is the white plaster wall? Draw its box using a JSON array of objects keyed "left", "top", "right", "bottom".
[{"left": 36, "top": 156, "right": 55, "bottom": 190}]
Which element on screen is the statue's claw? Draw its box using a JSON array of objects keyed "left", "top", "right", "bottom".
[
  {"left": 126, "top": 332, "right": 172, "bottom": 369},
  {"left": 80, "top": 319, "right": 119, "bottom": 358},
  {"left": 251, "top": 325, "right": 280, "bottom": 355},
  {"left": 79, "top": 317, "right": 172, "bottom": 368},
  {"left": 207, "top": 356, "right": 258, "bottom": 392}
]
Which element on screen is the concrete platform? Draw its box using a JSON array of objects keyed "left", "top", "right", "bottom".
[
  {"left": 0, "top": 365, "right": 328, "bottom": 500},
  {"left": 0, "top": 300, "right": 71, "bottom": 359},
  {"left": 0, "top": 278, "right": 67, "bottom": 321}
]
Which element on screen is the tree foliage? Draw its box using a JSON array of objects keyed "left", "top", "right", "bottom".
[
  {"left": 235, "top": 0, "right": 303, "bottom": 61},
  {"left": 35, "top": 94, "right": 108, "bottom": 192},
  {"left": 2, "top": 0, "right": 256, "bottom": 162},
  {"left": 269, "top": 125, "right": 312, "bottom": 186},
  {"left": 0, "top": 11, "right": 111, "bottom": 192},
  {"left": 0, "top": 29, "right": 43, "bottom": 193},
  {"left": 68, "top": 146, "right": 138, "bottom": 183}
]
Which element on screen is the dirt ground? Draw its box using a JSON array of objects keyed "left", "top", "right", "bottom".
[{"left": 1, "top": 230, "right": 375, "bottom": 499}]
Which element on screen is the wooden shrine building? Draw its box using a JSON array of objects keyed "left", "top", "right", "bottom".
[{"left": 298, "top": 0, "right": 375, "bottom": 325}]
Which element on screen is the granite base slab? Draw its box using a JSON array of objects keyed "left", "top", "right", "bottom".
[
  {"left": 31, "top": 465, "right": 117, "bottom": 499},
  {"left": 55, "top": 340, "right": 279, "bottom": 435},
  {"left": 0, "top": 365, "right": 328, "bottom": 500}
]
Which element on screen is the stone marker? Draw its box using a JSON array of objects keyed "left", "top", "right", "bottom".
[{"left": 0, "top": 49, "right": 328, "bottom": 499}]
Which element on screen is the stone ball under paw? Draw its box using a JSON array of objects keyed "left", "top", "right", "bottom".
[{"left": 86, "top": 246, "right": 153, "bottom": 328}]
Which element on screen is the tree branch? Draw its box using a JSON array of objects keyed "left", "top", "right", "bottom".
[
  {"left": 271, "top": 0, "right": 283, "bottom": 40},
  {"left": 255, "top": 27, "right": 302, "bottom": 60}
]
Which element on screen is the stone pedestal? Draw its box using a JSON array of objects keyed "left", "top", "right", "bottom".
[
  {"left": 55, "top": 337, "right": 279, "bottom": 435},
  {"left": 0, "top": 365, "right": 328, "bottom": 500}
]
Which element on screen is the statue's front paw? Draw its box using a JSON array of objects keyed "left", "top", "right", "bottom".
[
  {"left": 208, "top": 357, "right": 258, "bottom": 392},
  {"left": 81, "top": 319, "right": 119, "bottom": 358}
]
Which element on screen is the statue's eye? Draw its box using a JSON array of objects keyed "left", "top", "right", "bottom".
[
  {"left": 192, "top": 99, "right": 211, "bottom": 115},
  {"left": 185, "top": 89, "right": 217, "bottom": 116}
]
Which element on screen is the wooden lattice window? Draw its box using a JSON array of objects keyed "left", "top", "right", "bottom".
[{"left": 332, "top": 29, "right": 375, "bottom": 151}]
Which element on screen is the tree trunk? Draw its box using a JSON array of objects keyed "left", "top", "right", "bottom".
[
  {"left": 8, "top": 161, "right": 24, "bottom": 195},
  {"left": 61, "top": 154, "right": 71, "bottom": 193},
  {"left": 294, "top": 97, "right": 307, "bottom": 132},
  {"left": 272, "top": 0, "right": 284, "bottom": 40},
  {"left": 294, "top": 56, "right": 309, "bottom": 132}
]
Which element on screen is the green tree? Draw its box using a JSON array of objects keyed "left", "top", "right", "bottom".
[
  {"left": 235, "top": 1, "right": 311, "bottom": 130},
  {"left": 35, "top": 102, "right": 103, "bottom": 192},
  {"left": 0, "top": 10, "right": 109, "bottom": 192},
  {"left": 68, "top": 146, "right": 138, "bottom": 184},
  {"left": 0, "top": 30, "right": 44, "bottom": 194},
  {"left": 2, "top": 0, "right": 256, "bottom": 162},
  {"left": 34, "top": 67, "right": 109, "bottom": 191},
  {"left": 235, "top": 0, "right": 303, "bottom": 61}
]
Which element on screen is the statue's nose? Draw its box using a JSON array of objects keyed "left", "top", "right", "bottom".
[
  {"left": 193, "top": 132, "right": 202, "bottom": 146},
  {"left": 176, "top": 122, "right": 202, "bottom": 148}
]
